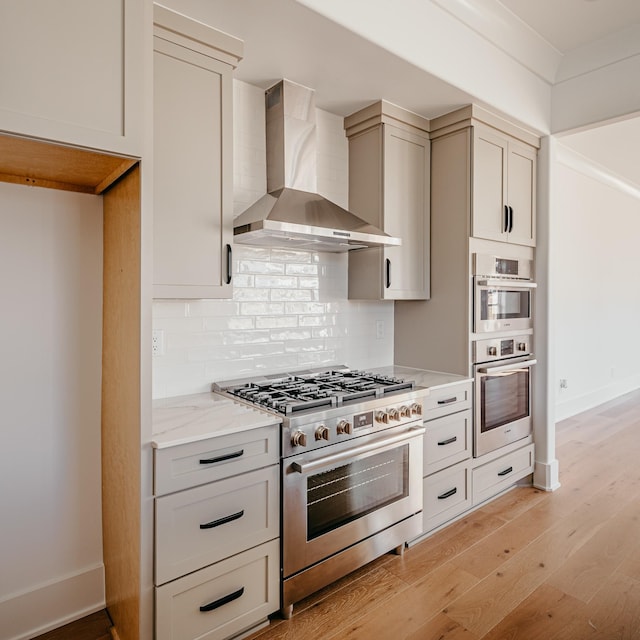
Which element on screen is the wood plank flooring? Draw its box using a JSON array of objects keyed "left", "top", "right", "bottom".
[
  {"left": 40, "top": 389, "right": 640, "bottom": 639},
  {"left": 245, "top": 388, "right": 640, "bottom": 640}
]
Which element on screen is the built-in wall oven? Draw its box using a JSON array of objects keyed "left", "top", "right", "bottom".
[
  {"left": 473, "top": 254, "right": 536, "bottom": 334},
  {"left": 473, "top": 335, "right": 535, "bottom": 457}
]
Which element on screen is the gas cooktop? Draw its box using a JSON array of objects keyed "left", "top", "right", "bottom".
[{"left": 213, "top": 367, "right": 415, "bottom": 416}]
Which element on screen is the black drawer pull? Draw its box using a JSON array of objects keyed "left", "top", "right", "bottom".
[
  {"left": 199, "top": 449, "right": 244, "bottom": 465},
  {"left": 438, "top": 487, "right": 457, "bottom": 500},
  {"left": 437, "top": 397, "right": 457, "bottom": 405},
  {"left": 200, "top": 510, "right": 244, "bottom": 530},
  {"left": 199, "top": 587, "right": 244, "bottom": 612},
  {"left": 498, "top": 466, "right": 513, "bottom": 477},
  {"left": 437, "top": 436, "right": 457, "bottom": 446}
]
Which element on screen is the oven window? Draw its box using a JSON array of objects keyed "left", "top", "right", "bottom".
[
  {"left": 481, "top": 368, "right": 529, "bottom": 433},
  {"left": 306, "top": 446, "right": 409, "bottom": 540},
  {"left": 481, "top": 289, "right": 530, "bottom": 321}
]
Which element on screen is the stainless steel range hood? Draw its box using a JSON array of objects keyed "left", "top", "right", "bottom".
[{"left": 233, "top": 80, "right": 401, "bottom": 252}]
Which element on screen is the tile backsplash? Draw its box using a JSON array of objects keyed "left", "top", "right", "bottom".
[{"left": 152, "top": 80, "right": 394, "bottom": 399}]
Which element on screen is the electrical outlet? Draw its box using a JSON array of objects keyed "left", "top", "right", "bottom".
[
  {"left": 376, "top": 320, "right": 385, "bottom": 340},
  {"left": 559, "top": 378, "right": 568, "bottom": 390},
  {"left": 152, "top": 330, "right": 165, "bottom": 357}
]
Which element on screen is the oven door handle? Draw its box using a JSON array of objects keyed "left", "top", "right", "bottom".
[
  {"left": 476, "top": 279, "right": 537, "bottom": 288},
  {"left": 478, "top": 359, "right": 537, "bottom": 374},
  {"left": 290, "top": 426, "right": 425, "bottom": 475}
]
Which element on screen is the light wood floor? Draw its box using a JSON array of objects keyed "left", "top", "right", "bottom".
[
  {"left": 41, "top": 390, "right": 640, "bottom": 639},
  {"left": 246, "top": 388, "right": 640, "bottom": 640}
]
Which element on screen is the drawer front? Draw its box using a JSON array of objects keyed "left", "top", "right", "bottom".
[
  {"left": 423, "top": 382, "right": 472, "bottom": 420},
  {"left": 472, "top": 443, "right": 534, "bottom": 506},
  {"left": 154, "top": 425, "right": 279, "bottom": 495},
  {"left": 156, "top": 539, "right": 279, "bottom": 640},
  {"left": 424, "top": 410, "right": 471, "bottom": 476},
  {"left": 423, "top": 463, "right": 471, "bottom": 533},
  {"left": 155, "top": 465, "right": 279, "bottom": 585}
]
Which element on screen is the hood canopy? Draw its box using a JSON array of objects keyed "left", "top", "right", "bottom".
[{"left": 233, "top": 80, "right": 401, "bottom": 252}]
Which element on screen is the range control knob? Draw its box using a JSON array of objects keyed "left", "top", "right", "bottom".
[
  {"left": 337, "top": 420, "right": 353, "bottom": 435},
  {"left": 291, "top": 430, "right": 307, "bottom": 447},
  {"left": 375, "top": 411, "right": 389, "bottom": 424},
  {"left": 410, "top": 403, "right": 422, "bottom": 416},
  {"left": 399, "top": 405, "right": 411, "bottom": 418},
  {"left": 487, "top": 346, "right": 498, "bottom": 357},
  {"left": 315, "top": 425, "right": 330, "bottom": 441},
  {"left": 388, "top": 408, "right": 400, "bottom": 421}
]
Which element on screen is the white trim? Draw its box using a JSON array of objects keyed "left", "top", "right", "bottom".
[
  {"left": 555, "top": 376, "right": 640, "bottom": 423},
  {"left": 556, "top": 144, "right": 640, "bottom": 201},
  {"left": 0, "top": 564, "right": 105, "bottom": 640},
  {"left": 533, "top": 459, "right": 561, "bottom": 492}
]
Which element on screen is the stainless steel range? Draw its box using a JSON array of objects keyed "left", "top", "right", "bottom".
[{"left": 213, "top": 366, "right": 427, "bottom": 618}]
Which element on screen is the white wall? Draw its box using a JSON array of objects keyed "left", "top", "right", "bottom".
[
  {"left": 553, "top": 149, "right": 640, "bottom": 421},
  {"left": 152, "top": 80, "right": 394, "bottom": 400},
  {"left": 0, "top": 183, "right": 104, "bottom": 640}
]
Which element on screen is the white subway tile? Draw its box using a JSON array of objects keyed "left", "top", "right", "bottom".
[
  {"left": 270, "top": 329, "right": 312, "bottom": 342},
  {"left": 254, "top": 275, "right": 298, "bottom": 289},
  {"left": 285, "top": 263, "right": 318, "bottom": 276},
  {"left": 237, "top": 261, "right": 285, "bottom": 275},
  {"left": 270, "top": 249, "right": 312, "bottom": 263},
  {"left": 284, "top": 302, "right": 326, "bottom": 315},
  {"left": 233, "top": 287, "right": 270, "bottom": 301},
  {"left": 222, "top": 330, "right": 271, "bottom": 345},
  {"left": 255, "top": 316, "right": 299, "bottom": 329},
  {"left": 239, "top": 302, "right": 285, "bottom": 316}
]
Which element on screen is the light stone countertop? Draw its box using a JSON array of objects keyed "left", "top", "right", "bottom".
[
  {"left": 151, "top": 367, "right": 471, "bottom": 449},
  {"left": 151, "top": 392, "right": 281, "bottom": 449},
  {"left": 369, "top": 365, "right": 472, "bottom": 391}
]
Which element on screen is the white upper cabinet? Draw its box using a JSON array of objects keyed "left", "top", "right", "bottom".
[
  {"left": 0, "top": 0, "right": 143, "bottom": 156},
  {"left": 152, "top": 4, "right": 242, "bottom": 299},
  {"left": 472, "top": 124, "right": 537, "bottom": 246},
  {"left": 345, "top": 102, "right": 430, "bottom": 300}
]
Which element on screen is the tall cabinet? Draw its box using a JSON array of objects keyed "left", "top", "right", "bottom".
[
  {"left": 153, "top": 5, "right": 241, "bottom": 299},
  {"left": 395, "top": 105, "right": 539, "bottom": 375},
  {"left": 345, "top": 101, "right": 431, "bottom": 300}
]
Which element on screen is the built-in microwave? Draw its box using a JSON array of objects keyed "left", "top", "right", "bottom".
[{"left": 473, "top": 254, "right": 536, "bottom": 334}]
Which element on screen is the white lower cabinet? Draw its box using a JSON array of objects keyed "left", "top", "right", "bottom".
[
  {"left": 422, "top": 462, "right": 471, "bottom": 533},
  {"left": 154, "top": 426, "right": 280, "bottom": 640},
  {"left": 156, "top": 539, "right": 279, "bottom": 640},
  {"left": 472, "top": 443, "right": 535, "bottom": 506}
]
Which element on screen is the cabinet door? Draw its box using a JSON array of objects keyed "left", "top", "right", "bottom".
[
  {"left": 0, "top": 0, "right": 142, "bottom": 156},
  {"left": 153, "top": 37, "right": 233, "bottom": 299},
  {"left": 382, "top": 125, "right": 430, "bottom": 300},
  {"left": 471, "top": 125, "right": 508, "bottom": 243},
  {"left": 506, "top": 142, "right": 536, "bottom": 246}
]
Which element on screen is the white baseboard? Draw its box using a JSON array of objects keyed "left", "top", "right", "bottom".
[
  {"left": 0, "top": 564, "right": 105, "bottom": 640},
  {"left": 533, "top": 458, "right": 561, "bottom": 492},
  {"left": 555, "top": 377, "right": 640, "bottom": 423}
]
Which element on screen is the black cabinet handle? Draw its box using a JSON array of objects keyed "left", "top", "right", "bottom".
[
  {"left": 225, "top": 244, "right": 232, "bottom": 284},
  {"left": 199, "top": 449, "right": 244, "bottom": 465},
  {"left": 437, "top": 436, "right": 457, "bottom": 446},
  {"left": 504, "top": 205, "right": 509, "bottom": 233},
  {"left": 498, "top": 466, "right": 513, "bottom": 477},
  {"left": 385, "top": 258, "right": 391, "bottom": 289},
  {"left": 437, "top": 397, "right": 457, "bottom": 405},
  {"left": 438, "top": 487, "right": 457, "bottom": 500},
  {"left": 200, "top": 510, "right": 244, "bottom": 530},
  {"left": 508, "top": 206, "right": 514, "bottom": 233},
  {"left": 199, "top": 587, "right": 244, "bottom": 612}
]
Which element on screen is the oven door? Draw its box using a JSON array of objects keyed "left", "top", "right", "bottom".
[
  {"left": 282, "top": 424, "right": 424, "bottom": 578},
  {"left": 474, "top": 357, "right": 536, "bottom": 457},
  {"left": 474, "top": 278, "right": 536, "bottom": 333}
]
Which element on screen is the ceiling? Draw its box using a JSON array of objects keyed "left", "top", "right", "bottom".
[
  {"left": 500, "top": 0, "right": 640, "bottom": 53},
  {"left": 165, "top": 0, "right": 640, "bottom": 188}
]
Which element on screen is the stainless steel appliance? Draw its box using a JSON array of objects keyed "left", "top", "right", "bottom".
[
  {"left": 473, "top": 254, "right": 536, "bottom": 333},
  {"left": 473, "top": 335, "right": 535, "bottom": 457},
  {"left": 213, "top": 367, "right": 426, "bottom": 618}
]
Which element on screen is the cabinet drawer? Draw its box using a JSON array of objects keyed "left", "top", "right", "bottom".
[
  {"left": 472, "top": 443, "right": 534, "bottom": 506},
  {"left": 155, "top": 465, "right": 279, "bottom": 585},
  {"left": 423, "top": 463, "right": 471, "bottom": 533},
  {"left": 423, "top": 410, "right": 471, "bottom": 476},
  {"left": 156, "top": 539, "right": 279, "bottom": 640},
  {"left": 154, "top": 425, "right": 279, "bottom": 495},
  {"left": 423, "top": 382, "right": 472, "bottom": 420}
]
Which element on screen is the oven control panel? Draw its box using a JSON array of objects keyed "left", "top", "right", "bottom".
[
  {"left": 474, "top": 334, "right": 532, "bottom": 364},
  {"left": 285, "top": 400, "right": 424, "bottom": 455}
]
